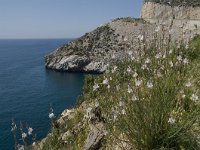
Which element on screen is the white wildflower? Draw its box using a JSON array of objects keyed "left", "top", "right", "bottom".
[
  {"left": 157, "top": 71, "right": 162, "bottom": 78},
  {"left": 112, "top": 66, "right": 117, "bottom": 73},
  {"left": 182, "top": 94, "right": 186, "bottom": 99},
  {"left": 116, "top": 85, "right": 120, "bottom": 91},
  {"left": 107, "top": 85, "right": 110, "bottom": 89},
  {"left": 135, "top": 79, "right": 143, "bottom": 87},
  {"left": 110, "top": 77, "right": 112, "bottom": 81},
  {"left": 183, "top": 58, "right": 189, "bottom": 64},
  {"left": 119, "top": 101, "right": 124, "bottom": 107},
  {"left": 185, "top": 81, "right": 192, "bottom": 87},
  {"left": 141, "top": 64, "right": 147, "bottom": 70},
  {"left": 112, "top": 108, "right": 118, "bottom": 121},
  {"left": 95, "top": 100, "right": 100, "bottom": 107},
  {"left": 169, "top": 29, "right": 174, "bottom": 35},
  {"left": 28, "top": 127, "right": 33, "bottom": 135},
  {"left": 18, "top": 145, "right": 25, "bottom": 150},
  {"left": 132, "top": 94, "right": 138, "bottom": 101},
  {"left": 102, "top": 78, "right": 109, "bottom": 85},
  {"left": 169, "top": 49, "right": 173, "bottom": 54},
  {"left": 168, "top": 117, "right": 176, "bottom": 124},
  {"left": 113, "top": 113, "right": 117, "bottom": 121},
  {"left": 124, "top": 37, "right": 128, "bottom": 41},
  {"left": 155, "top": 53, "right": 162, "bottom": 59},
  {"left": 127, "top": 66, "right": 132, "bottom": 73},
  {"left": 128, "top": 85, "right": 133, "bottom": 93},
  {"left": 137, "top": 35, "right": 144, "bottom": 41},
  {"left": 131, "top": 56, "right": 135, "bottom": 61},
  {"left": 32, "top": 142, "right": 36, "bottom": 146},
  {"left": 49, "top": 112, "right": 55, "bottom": 119},
  {"left": 155, "top": 26, "right": 161, "bottom": 32},
  {"left": 145, "top": 58, "right": 151, "bottom": 64},
  {"left": 11, "top": 124, "right": 17, "bottom": 132},
  {"left": 112, "top": 54, "right": 116, "bottom": 59},
  {"left": 177, "top": 55, "right": 182, "bottom": 61},
  {"left": 22, "top": 132, "right": 27, "bottom": 139},
  {"left": 128, "top": 51, "right": 133, "bottom": 56},
  {"left": 133, "top": 72, "right": 138, "bottom": 78},
  {"left": 169, "top": 61, "right": 174, "bottom": 67},
  {"left": 121, "top": 109, "right": 126, "bottom": 115},
  {"left": 191, "top": 94, "right": 198, "bottom": 101},
  {"left": 185, "top": 44, "right": 189, "bottom": 49},
  {"left": 163, "top": 54, "right": 166, "bottom": 59},
  {"left": 93, "top": 83, "right": 99, "bottom": 91},
  {"left": 147, "top": 82, "right": 153, "bottom": 89}
]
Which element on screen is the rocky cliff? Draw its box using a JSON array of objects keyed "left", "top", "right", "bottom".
[
  {"left": 45, "top": 18, "right": 148, "bottom": 73},
  {"left": 141, "top": 2, "right": 200, "bottom": 30},
  {"left": 37, "top": 1, "right": 200, "bottom": 150},
  {"left": 45, "top": 17, "right": 199, "bottom": 73}
]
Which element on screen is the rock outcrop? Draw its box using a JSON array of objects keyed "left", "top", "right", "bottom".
[
  {"left": 141, "top": 2, "right": 200, "bottom": 30},
  {"left": 45, "top": 16, "right": 200, "bottom": 73},
  {"left": 45, "top": 19, "right": 147, "bottom": 73}
]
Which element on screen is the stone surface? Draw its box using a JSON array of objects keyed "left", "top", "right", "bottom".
[
  {"left": 83, "top": 107, "right": 106, "bottom": 150},
  {"left": 141, "top": 2, "right": 200, "bottom": 30},
  {"left": 83, "top": 123, "right": 105, "bottom": 150},
  {"left": 45, "top": 17, "right": 200, "bottom": 73}
]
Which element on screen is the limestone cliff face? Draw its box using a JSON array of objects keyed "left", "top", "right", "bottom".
[
  {"left": 141, "top": 2, "right": 200, "bottom": 29},
  {"left": 141, "top": 2, "right": 200, "bottom": 20},
  {"left": 45, "top": 1, "right": 200, "bottom": 73},
  {"left": 45, "top": 17, "right": 199, "bottom": 73},
  {"left": 45, "top": 18, "right": 155, "bottom": 73}
]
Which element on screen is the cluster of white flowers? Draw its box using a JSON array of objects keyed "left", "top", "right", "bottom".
[
  {"left": 121, "top": 109, "right": 126, "bottom": 115},
  {"left": 49, "top": 112, "right": 55, "bottom": 119},
  {"left": 119, "top": 101, "right": 124, "bottom": 107},
  {"left": 183, "top": 58, "right": 189, "bottom": 64},
  {"left": 191, "top": 94, "right": 199, "bottom": 102},
  {"left": 133, "top": 71, "right": 138, "bottom": 78},
  {"left": 177, "top": 55, "right": 182, "bottom": 62},
  {"left": 21, "top": 132, "right": 27, "bottom": 139},
  {"left": 102, "top": 78, "right": 109, "bottom": 85},
  {"left": 28, "top": 127, "right": 33, "bottom": 135},
  {"left": 127, "top": 85, "right": 133, "bottom": 94},
  {"left": 127, "top": 66, "right": 132, "bottom": 73},
  {"left": 18, "top": 145, "right": 25, "bottom": 150},
  {"left": 127, "top": 51, "right": 133, "bottom": 56},
  {"left": 168, "top": 117, "right": 176, "bottom": 124},
  {"left": 169, "top": 61, "right": 174, "bottom": 67},
  {"left": 155, "top": 26, "right": 161, "bottom": 32},
  {"left": 141, "top": 64, "right": 147, "bottom": 70},
  {"left": 147, "top": 81, "right": 153, "bottom": 89},
  {"left": 135, "top": 79, "right": 143, "bottom": 87},
  {"left": 155, "top": 52, "right": 162, "bottom": 59},
  {"left": 112, "top": 66, "right": 118, "bottom": 73},
  {"left": 11, "top": 121, "right": 17, "bottom": 132},
  {"left": 93, "top": 83, "right": 99, "bottom": 91},
  {"left": 185, "top": 81, "right": 192, "bottom": 87},
  {"left": 137, "top": 35, "right": 144, "bottom": 42},
  {"left": 145, "top": 58, "right": 151, "bottom": 64},
  {"left": 112, "top": 107, "right": 118, "bottom": 122},
  {"left": 132, "top": 94, "right": 138, "bottom": 101}
]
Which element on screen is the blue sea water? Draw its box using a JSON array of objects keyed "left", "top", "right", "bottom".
[{"left": 0, "top": 39, "right": 85, "bottom": 150}]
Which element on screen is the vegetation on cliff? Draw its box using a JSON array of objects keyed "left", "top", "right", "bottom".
[
  {"left": 35, "top": 28, "right": 200, "bottom": 149},
  {"left": 144, "top": 0, "right": 200, "bottom": 6}
]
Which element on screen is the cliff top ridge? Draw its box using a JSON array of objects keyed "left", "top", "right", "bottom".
[{"left": 144, "top": 0, "right": 200, "bottom": 7}]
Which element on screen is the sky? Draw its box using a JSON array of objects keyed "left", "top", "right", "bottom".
[{"left": 0, "top": 0, "right": 143, "bottom": 39}]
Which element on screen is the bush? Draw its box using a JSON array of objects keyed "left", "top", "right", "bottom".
[{"left": 88, "top": 34, "right": 200, "bottom": 149}]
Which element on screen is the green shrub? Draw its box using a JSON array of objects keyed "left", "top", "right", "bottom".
[{"left": 87, "top": 35, "right": 200, "bottom": 149}]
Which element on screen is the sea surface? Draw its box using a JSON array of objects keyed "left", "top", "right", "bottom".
[{"left": 0, "top": 39, "right": 85, "bottom": 150}]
